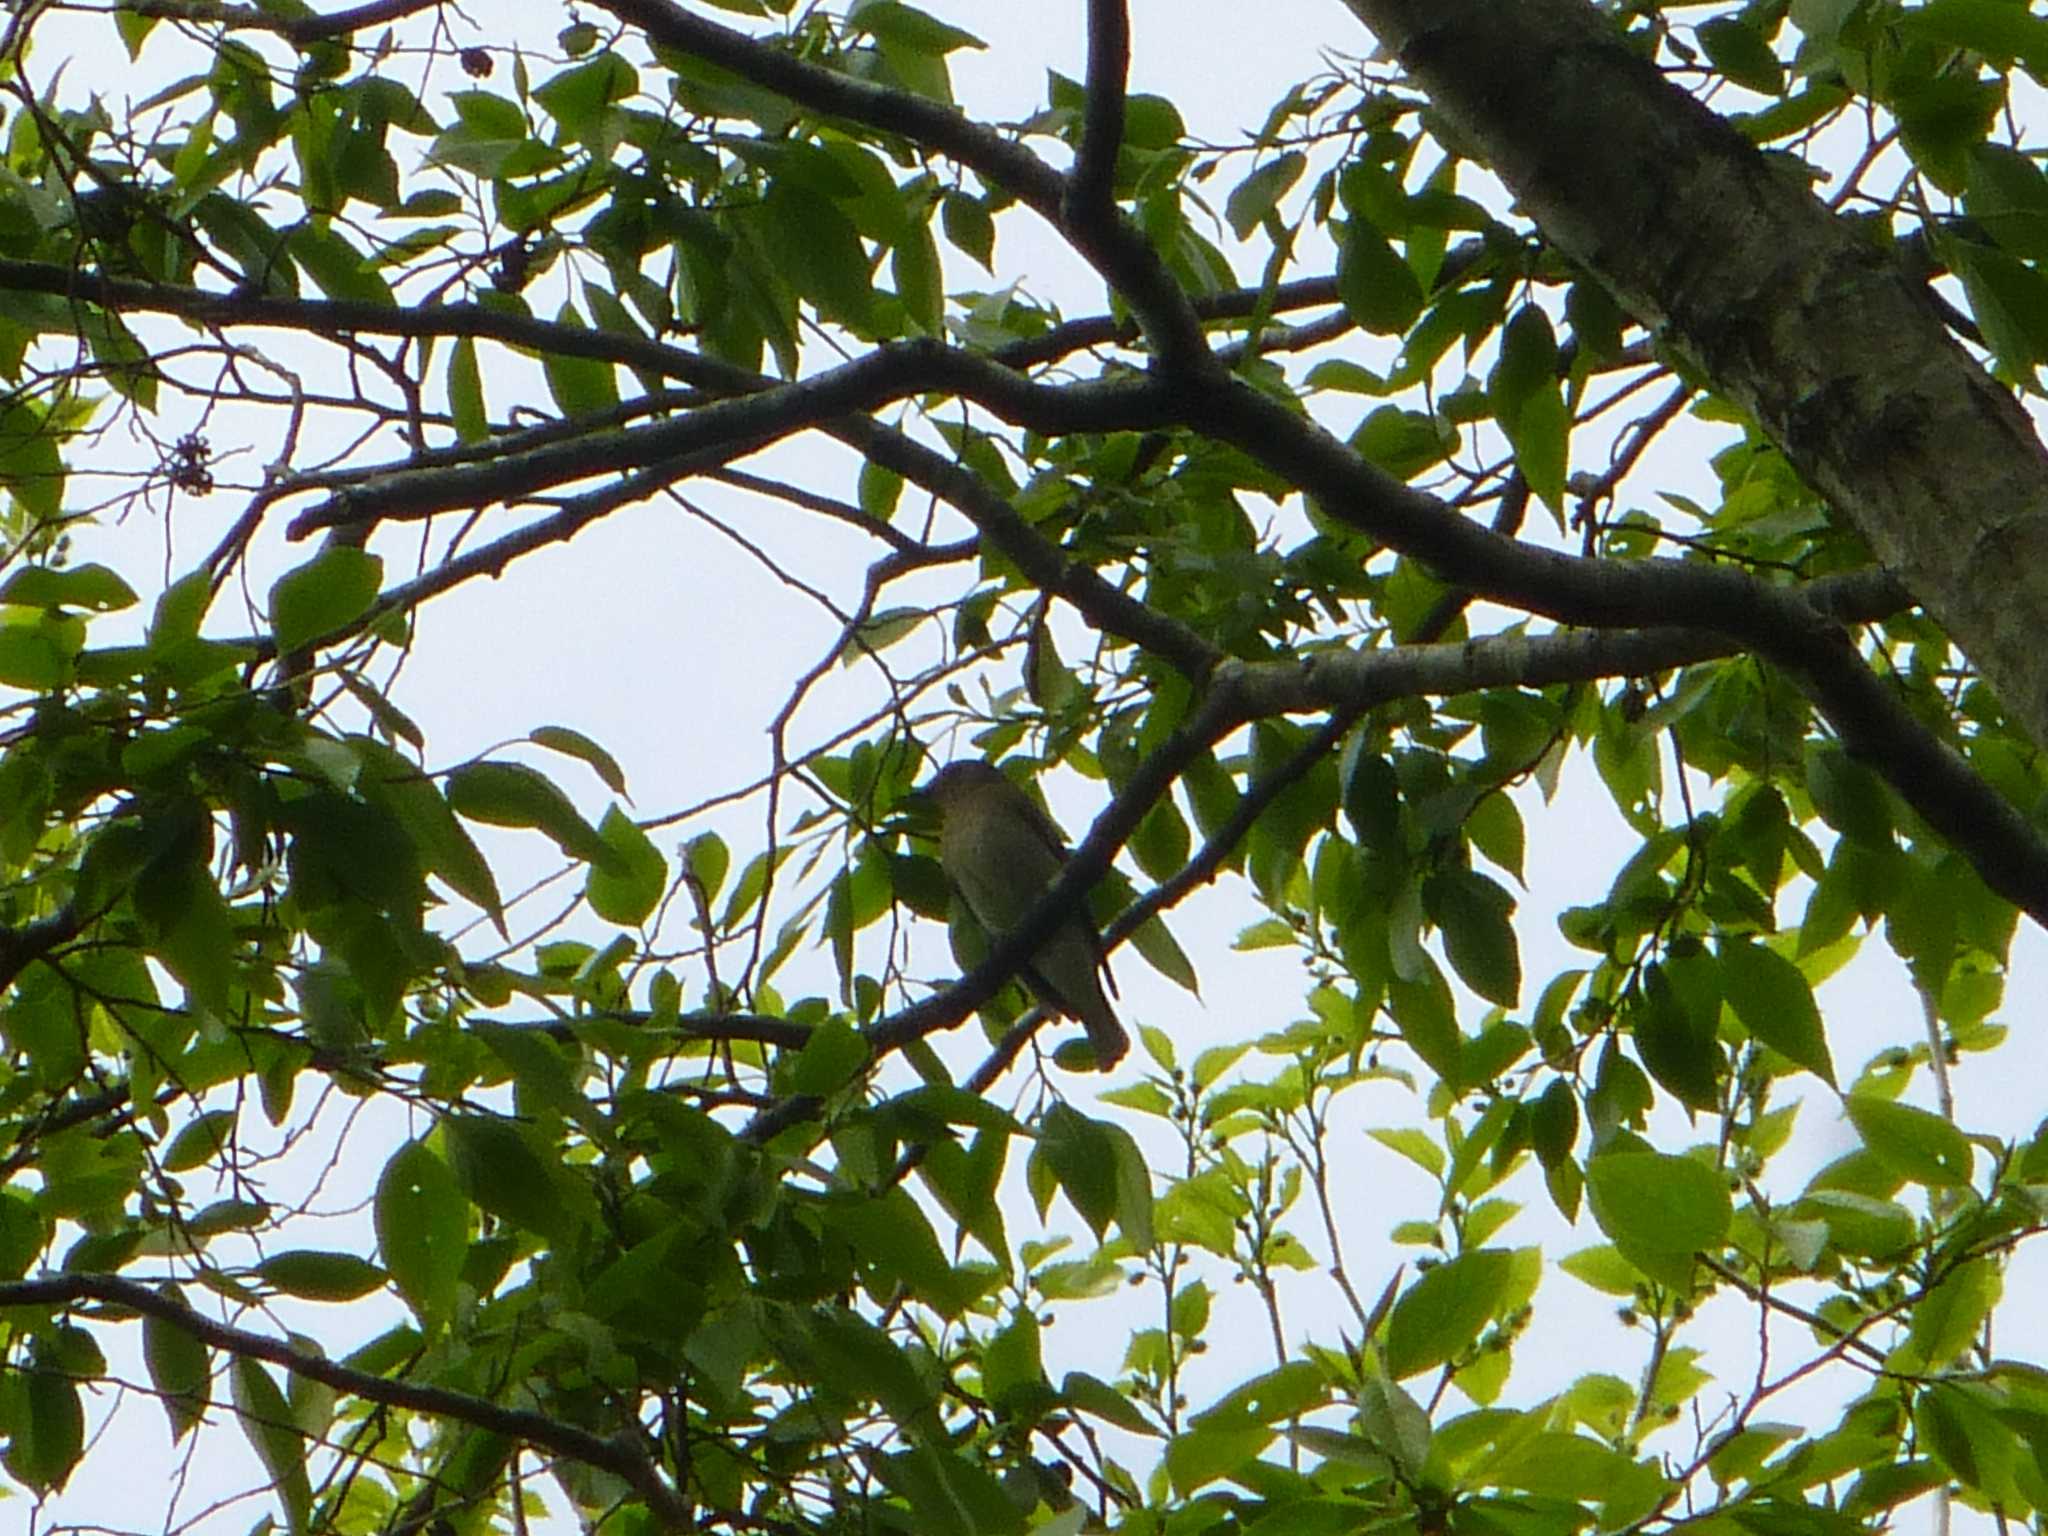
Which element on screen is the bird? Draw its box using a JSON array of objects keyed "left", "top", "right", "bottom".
[{"left": 922, "top": 760, "right": 1128, "bottom": 1069}]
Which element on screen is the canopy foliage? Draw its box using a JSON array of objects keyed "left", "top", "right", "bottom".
[{"left": 0, "top": 1, "right": 2043, "bottom": 1534}]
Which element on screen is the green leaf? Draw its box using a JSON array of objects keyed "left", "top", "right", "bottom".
[
  {"left": 849, "top": 2, "right": 986, "bottom": 55},
  {"left": 840, "top": 606, "right": 924, "bottom": 665},
  {"left": 760, "top": 182, "right": 875, "bottom": 331},
  {"left": 979, "top": 1308, "right": 1044, "bottom": 1413},
  {"left": 1384, "top": 1247, "right": 1513, "bottom": 1379},
  {"left": 357, "top": 738, "right": 507, "bottom": 935},
  {"left": 1844, "top": 1095, "right": 1974, "bottom": 1190},
  {"left": 1967, "top": 144, "right": 2048, "bottom": 260},
  {"left": 1560, "top": 1244, "right": 1645, "bottom": 1297},
  {"left": 476, "top": 1021, "right": 602, "bottom": 1135},
  {"left": 1351, "top": 405, "right": 1454, "bottom": 480},
  {"left": 1490, "top": 304, "right": 1557, "bottom": 425},
  {"left": 786, "top": 1016, "right": 869, "bottom": 1096},
  {"left": 1915, "top": 1381, "right": 2021, "bottom": 1506},
  {"left": 1894, "top": 74, "right": 2003, "bottom": 195},
  {"left": 1487, "top": 1430, "right": 1665, "bottom": 1515},
  {"left": 447, "top": 334, "right": 486, "bottom": 443},
  {"left": 1630, "top": 963, "right": 1720, "bottom": 1114},
  {"left": 1510, "top": 380, "right": 1568, "bottom": 514},
  {"left": 875, "top": 1444, "right": 1023, "bottom": 1536},
  {"left": 1843, "top": 1458, "right": 1948, "bottom": 1521},
  {"left": 1167, "top": 1416, "right": 1276, "bottom": 1496},
  {"left": 0, "top": 562, "right": 138, "bottom": 613},
  {"left": 149, "top": 568, "right": 213, "bottom": 652},
  {"left": 231, "top": 1357, "right": 312, "bottom": 1533},
  {"left": 586, "top": 805, "right": 667, "bottom": 927},
  {"left": 163, "top": 1109, "right": 236, "bottom": 1173},
  {"left": 857, "top": 458, "right": 904, "bottom": 521},
  {"left": 1357, "top": 1373, "right": 1432, "bottom": 1478},
  {"left": 1388, "top": 966, "right": 1462, "bottom": 1085},
  {"left": 1698, "top": 18, "right": 1785, "bottom": 95},
  {"left": 1902, "top": 1258, "right": 1999, "bottom": 1372},
  {"left": 116, "top": 8, "right": 159, "bottom": 56},
  {"left": 270, "top": 546, "right": 383, "bottom": 652},
  {"left": 84, "top": 304, "right": 159, "bottom": 408},
  {"left": 686, "top": 831, "right": 731, "bottom": 908},
  {"left": 253, "top": 1249, "right": 387, "bottom": 1302},
  {"left": 0, "top": 619, "right": 72, "bottom": 690},
  {"left": 825, "top": 1188, "right": 976, "bottom": 1319},
  {"left": 1898, "top": 0, "right": 2048, "bottom": 76},
  {"left": 1128, "top": 909, "right": 1200, "bottom": 996},
  {"left": 6, "top": 1364, "right": 83, "bottom": 1492},
  {"left": 1803, "top": 742, "right": 1892, "bottom": 848},
  {"left": 1423, "top": 869, "right": 1520, "bottom": 1007},
  {"left": 0, "top": 400, "right": 66, "bottom": 521},
  {"left": 1586, "top": 1151, "right": 1731, "bottom": 1286},
  {"left": 799, "top": 1304, "right": 939, "bottom": 1434},
  {"left": 142, "top": 1286, "right": 210, "bottom": 1444},
  {"left": 0, "top": 1191, "right": 46, "bottom": 1278},
  {"left": 530, "top": 724, "right": 628, "bottom": 796},
  {"left": 442, "top": 1113, "right": 589, "bottom": 1244},
  {"left": 1336, "top": 219, "right": 1426, "bottom": 335},
  {"left": 1952, "top": 236, "right": 2048, "bottom": 376},
  {"left": 1225, "top": 151, "right": 1306, "bottom": 238},
  {"left": 1531, "top": 1080, "right": 1578, "bottom": 1169},
  {"left": 1717, "top": 936, "right": 1835, "bottom": 1085},
  {"left": 1792, "top": 1188, "right": 1917, "bottom": 1260},
  {"left": 892, "top": 218, "right": 944, "bottom": 337},
  {"left": 542, "top": 302, "right": 620, "bottom": 414},
  {"left": 291, "top": 224, "right": 395, "bottom": 305},
  {"left": 1062, "top": 1370, "right": 1159, "bottom": 1435},
  {"left": 939, "top": 191, "right": 995, "bottom": 270},
  {"left": 134, "top": 837, "right": 236, "bottom": 1022},
  {"left": 446, "top": 759, "right": 618, "bottom": 870},
  {"left": 533, "top": 51, "right": 636, "bottom": 144},
  {"left": 375, "top": 1139, "right": 466, "bottom": 1334},
  {"left": 1036, "top": 1104, "right": 1130, "bottom": 1241}
]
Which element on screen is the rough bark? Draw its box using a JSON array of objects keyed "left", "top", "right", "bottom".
[{"left": 1338, "top": 0, "right": 2048, "bottom": 752}]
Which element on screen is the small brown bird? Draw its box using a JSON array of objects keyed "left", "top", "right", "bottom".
[{"left": 923, "top": 760, "right": 1128, "bottom": 1069}]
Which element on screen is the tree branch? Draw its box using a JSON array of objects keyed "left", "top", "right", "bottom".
[
  {"left": 0, "top": 905, "right": 80, "bottom": 996},
  {"left": 110, "top": 0, "right": 447, "bottom": 43},
  {"left": 592, "top": 0, "right": 1067, "bottom": 216},
  {"left": 282, "top": 338, "right": 1178, "bottom": 537},
  {"left": 1067, "top": 0, "right": 1131, "bottom": 228},
  {"left": 0, "top": 1272, "right": 693, "bottom": 1528},
  {"left": 1185, "top": 376, "right": 2048, "bottom": 924}
]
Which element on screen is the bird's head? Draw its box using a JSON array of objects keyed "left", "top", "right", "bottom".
[{"left": 921, "top": 759, "right": 1010, "bottom": 814}]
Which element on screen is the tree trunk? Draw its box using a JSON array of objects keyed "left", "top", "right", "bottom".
[{"left": 1339, "top": 0, "right": 2048, "bottom": 751}]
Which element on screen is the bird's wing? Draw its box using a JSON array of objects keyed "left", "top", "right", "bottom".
[
  {"left": 1020, "top": 797, "right": 1122, "bottom": 975},
  {"left": 1015, "top": 790, "right": 1075, "bottom": 865}
]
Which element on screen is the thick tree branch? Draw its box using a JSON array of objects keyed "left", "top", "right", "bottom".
[
  {"left": 1067, "top": 0, "right": 1131, "bottom": 228},
  {"left": 1193, "top": 376, "right": 2048, "bottom": 921},
  {"left": 0, "top": 905, "right": 80, "bottom": 996},
  {"left": 826, "top": 414, "right": 1221, "bottom": 683},
  {"left": 283, "top": 339, "right": 1178, "bottom": 536},
  {"left": 0, "top": 259, "right": 756, "bottom": 393}
]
